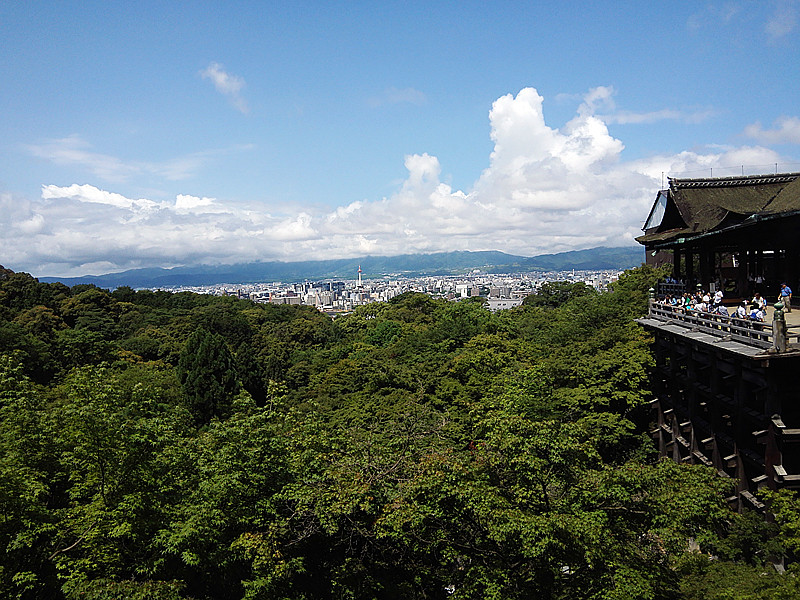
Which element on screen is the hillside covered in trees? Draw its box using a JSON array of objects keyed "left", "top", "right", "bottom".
[{"left": 2, "top": 264, "right": 800, "bottom": 599}]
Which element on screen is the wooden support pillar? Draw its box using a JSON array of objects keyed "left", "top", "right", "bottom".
[
  {"left": 766, "top": 371, "right": 781, "bottom": 422},
  {"left": 785, "top": 244, "right": 799, "bottom": 308},
  {"left": 778, "top": 249, "right": 789, "bottom": 289},
  {"left": 699, "top": 250, "right": 712, "bottom": 290},
  {"left": 686, "top": 249, "right": 695, "bottom": 288},
  {"left": 708, "top": 352, "right": 720, "bottom": 423},
  {"left": 671, "top": 414, "right": 682, "bottom": 462},
  {"left": 754, "top": 250, "right": 763, "bottom": 293},
  {"left": 686, "top": 347, "right": 698, "bottom": 417},
  {"left": 711, "top": 435, "right": 724, "bottom": 472},
  {"left": 733, "top": 363, "right": 746, "bottom": 445},
  {"left": 670, "top": 343, "right": 681, "bottom": 406},
  {"left": 745, "top": 250, "right": 754, "bottom": 296},
  {"left": 687, "top": 422, "right": 700, "bottom": 465},
  {"left": 764, "top": 425, "right": 781, "bottom": 492},
  {"left": 673, "top": 249, "right": 682, "bottom": 281},
  {"left": 654, "top": 400, "right": 668, "bottom": 458},
  {"left": 734, "top": 446, "right": 747, "bottom": 514},
  {"left": 737, "top": 250, "right": 749, "bottom": 298}
]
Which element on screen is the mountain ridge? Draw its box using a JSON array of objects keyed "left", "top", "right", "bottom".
[{"left": 36, "top": 246, "right": 644, "bottom": 288}]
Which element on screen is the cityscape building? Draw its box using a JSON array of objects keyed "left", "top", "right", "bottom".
[{"left": 165, "top": 266, "right": 623, "bottom": 316}]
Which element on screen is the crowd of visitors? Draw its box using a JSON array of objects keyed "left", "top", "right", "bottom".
[
  {"left": 658, "top": 289, "right": 769, "bottom": 322},
  {"left": 656, "top": 281, "right": 795, "bottom": 326}
]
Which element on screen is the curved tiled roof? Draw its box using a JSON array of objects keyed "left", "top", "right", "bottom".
[
  {"left": 638, "top": 172, "right": 800, "bottom": 246},
  {"left": 763, "top": 175, "right": 800, "bottom": 214}
]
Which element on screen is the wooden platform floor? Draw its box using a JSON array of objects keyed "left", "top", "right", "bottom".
[{"left": 762, "top": 304, "right": 800, "bottom": 328}]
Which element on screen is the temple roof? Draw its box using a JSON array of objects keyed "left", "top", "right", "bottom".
[{"left": 636, "top": 172, "right": 800, "bottom": 247}]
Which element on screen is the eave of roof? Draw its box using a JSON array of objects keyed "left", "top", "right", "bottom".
[
  {"left": 643, "top": 208, "right": 800, "bottom": 250},
  {"left": 635, "top": 228, "right": 693, "bottom": 245}
]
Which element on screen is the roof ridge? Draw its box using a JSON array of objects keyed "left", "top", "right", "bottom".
[{"left": 669, "top": 172, "right": 800, "bottom": 189}]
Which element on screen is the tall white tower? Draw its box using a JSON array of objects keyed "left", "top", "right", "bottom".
[{"left": 358, "top": 265, "right": 362, "bottom": 288}]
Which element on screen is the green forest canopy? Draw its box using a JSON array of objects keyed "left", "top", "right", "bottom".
[{"left": 2, "top": 264, "right": 800, "bottom": 599}]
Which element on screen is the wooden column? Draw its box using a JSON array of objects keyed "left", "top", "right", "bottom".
[
  {"left": 673, "top": 249, "right": 682, "bottom": 281},
  {"left": 699, "top": 250, "right": 712, "bottom": 290},
  {"left": 754, "top": 250, "right": 763, "bottom": 294},
  {"left": 738, "top": 249, "right": 750, "bottom": 298},
  {"left": 785, "top": 244, "right": 799, "bottom": 309}
]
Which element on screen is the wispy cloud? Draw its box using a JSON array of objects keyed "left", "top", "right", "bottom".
[
  {"left": 27, "top": 135, "right": 138, "bottom": 183},
  {"left": 367, "top": 86, "right": 427, "bottom": 108},
  {"left": 688, "top": 1, "right": 798, "bottom": 41},
  {"left": 766, "top": 0, "right": 798, "bottom": 40},
  {"left": 200, "top": 62, "right": 249, "bottom": 114},
  {"left": 687, "top": 2, "right": 744, "bottom": 32},
  {"left": 26, "top": 136, "right": 254, "bottom": 183},
  {"left": 154, "top": 144, "right": 256, "bottom": 180},
  {"left": 573, "top": 86, "right": 714, "bottom": 125},
  {"left": 603, "top": 108, "right": 716, "bottom": 125},
  {"left": 743, "top": 116, "right": 800, "bottom": 144}
]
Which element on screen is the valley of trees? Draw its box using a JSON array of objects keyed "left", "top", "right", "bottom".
[{"left": 2, "top": 264, "right": 800, "bottom": 599}]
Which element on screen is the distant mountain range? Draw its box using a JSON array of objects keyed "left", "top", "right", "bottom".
[{"left": 38, "top": 246, "right": 644, "bottom": 289}]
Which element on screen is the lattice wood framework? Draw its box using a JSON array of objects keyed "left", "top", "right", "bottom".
[{"left": 639, "top": 315, "right": 800, "bottom": 511}]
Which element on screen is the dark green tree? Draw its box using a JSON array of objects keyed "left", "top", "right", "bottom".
[
  {"left": 523, "top": 281, "right": 597, "bottom": 308},
  {"left": 110, "top": 285, "right": 137, "bottom": 303},
  {"left": 176, "top": 329, "right": 239, "bottom": 425}
]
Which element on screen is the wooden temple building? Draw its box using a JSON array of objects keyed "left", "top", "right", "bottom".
[
  {"left": 635, "top": 172, "right": 800, "bottom": 510},
  {"left": 638, "top": 172, "right": 800, "bottom": 299}
]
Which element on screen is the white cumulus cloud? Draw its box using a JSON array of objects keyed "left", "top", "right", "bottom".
[
  {"left": 175, "top": 194, "right": 230, "bottom": 214},
  {"left": 3, "top": 87, "right": 796, "bottom": 277},
  {"left": 42, "top": 183, "right": 162, "bottom": 212}
]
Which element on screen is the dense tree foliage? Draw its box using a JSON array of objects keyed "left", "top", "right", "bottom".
[
  {"left": 0, "top": 263, "right": 795, "bottom": 598},
  {"left": 177, "top": 329, "right": 239, "bottom": 425}
]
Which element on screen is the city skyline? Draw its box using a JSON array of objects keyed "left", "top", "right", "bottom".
[{"left": 2, "top": 1, "right": 800, "bottom": 277}]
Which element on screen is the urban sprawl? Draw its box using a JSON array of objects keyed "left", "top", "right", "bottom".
[{"left": 153, "top": 269, "right": 625, "bottom": 316}]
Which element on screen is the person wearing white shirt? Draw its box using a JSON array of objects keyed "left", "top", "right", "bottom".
[
  {"left": 751, "top": 293, "right": 766, "bottom": 311},
  {"left": 736, "top": 302, "right": 748, "bottom": 318}
]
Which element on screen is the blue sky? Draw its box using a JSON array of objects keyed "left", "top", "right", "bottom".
[{"left": 2, "top": 1, "right": 799, "bottom": 277}]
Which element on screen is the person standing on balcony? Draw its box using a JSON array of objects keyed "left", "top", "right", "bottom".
[{"left": 780, "top": 283, "right": 793, "bottom": 313}]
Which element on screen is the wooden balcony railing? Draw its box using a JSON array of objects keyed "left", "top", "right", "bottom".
[{"left": 647, "top": 301, "right": 800, "bottom": 351}]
